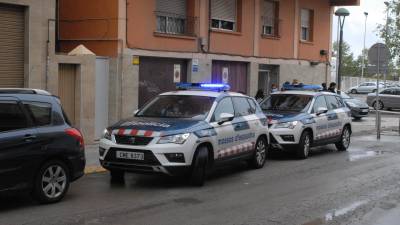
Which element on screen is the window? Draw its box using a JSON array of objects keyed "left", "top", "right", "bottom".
[
  {"left": 262, "top": 0, "right": 279, "bottom": 36},
  {"left": 0, "top": 101, "right": 28, "bottom": 132},
  {"left": 335, "top": 97, "right": 346, "bottom": 108},
  {"left": 325, "top": 96, "right": 340, "bottom": 110},
  {"left": 247, "top": 98, "right": 257, "bottom": 114},
  {"left": 211, "top": 0, "right": 237, "bottom": 31},
  {"left": 381, "top": 89, "right": 394, "bottom": 95},
  {"left": 156, "top": 0, "right": 188, "bottom": 35},
  {"left": 312, "top": 96, "right": 328, "bottom": 113},
  {"left": 137, "top": 95, "right": 215, "bottom": 120},
  {"left": 232, "top": 97, "right": 252, "bottom": 117},
  {"left": 300, "top": 9, "right": 313, "bottom": 41},
  {"left": 261, "top": 95, "right": 312, "bottom": 112},
  {"left": 213, "top": 97, "right": 235, "bottom": 122},
  {"left": 24, "top": 102, "right": 52, "bottom": 127}
]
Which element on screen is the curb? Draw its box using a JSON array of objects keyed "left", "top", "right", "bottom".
[{"left": 84, "top": 165, "right": 107, "bottom": 174}]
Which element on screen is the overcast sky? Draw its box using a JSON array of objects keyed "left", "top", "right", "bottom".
[{"left": 332, "top": 0, "right": 387, "bottom": 57}]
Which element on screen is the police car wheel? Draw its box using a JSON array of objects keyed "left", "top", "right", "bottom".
[
  {"left": 110, "top": 169, "right": 125, "bottom": 182},
  {"left": 33, "top": 160, "right": 70, "bottom": 204},
  {"left": 249, "top": 137, "right": 267, "bottom": 169},
  {"left": 296, "top": 131, "right": 311, "bottom": 159},
  {"left": 190, "top": 146, "right": 209, "bottom": 186},
  {"left": 336, "top": 126, "right": 351, "bottom": 151}
]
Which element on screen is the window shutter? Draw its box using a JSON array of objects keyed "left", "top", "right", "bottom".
[
  {"left": 301, "top": 9, "right": 310, "bottom": 27},
  {"left": 263, "top": 0, "right": 274, "bottom": 26},
  {"left": 211, "top": 0, "right": 237, "bottom": 22},
  {"left": 156, "top": 0, "right": 186, "bottom": 16}
]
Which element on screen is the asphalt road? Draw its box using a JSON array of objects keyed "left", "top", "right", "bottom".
[{"left": 1, "top": 117, "right": 400, "bottom": 225}]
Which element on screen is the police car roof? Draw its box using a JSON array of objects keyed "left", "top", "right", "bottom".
[
  {"left": 160, "top": 90, "right": 247, "bottom": 98},
  {"left": 272, "top": 90, "right": 338, "bottom": 96}
]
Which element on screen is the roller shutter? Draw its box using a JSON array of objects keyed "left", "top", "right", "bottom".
[
  {"left": 58, "top": 64, "right": 77, "bottom": 125},
  {"left": 0, "top": 3, "right": 25, "bottom": 88},
  {"left": 156, "top": 0, "right": 186, "bottom": 16},
  {"left": 211, "top": 0, "right": 236, "bottom": 22}
]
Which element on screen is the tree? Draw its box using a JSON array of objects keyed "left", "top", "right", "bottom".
[
  {"left": 378, "top": 1, "right": 400, "bottom": 66},
  {"left": 333, "top": 41, "right": 360, "bottom": 77}
]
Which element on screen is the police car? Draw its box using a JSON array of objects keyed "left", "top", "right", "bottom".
[
  {"left": 259, "top": 86, "right": 352, "bottom": 159},
  {"left": 99, "top": 83, "right": 269, "bottom": 186}
]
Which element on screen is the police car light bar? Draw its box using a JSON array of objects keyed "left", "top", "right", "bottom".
[
  {"left": 282, "top": 83, "right": 322, "bottom": 91},
  {"left": 176, "top": 83, "right": 230, "bottom": 91}
]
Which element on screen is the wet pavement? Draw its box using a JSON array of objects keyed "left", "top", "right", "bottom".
[{"left": 1, "top": 116, "right": 400, "bottom": 225}]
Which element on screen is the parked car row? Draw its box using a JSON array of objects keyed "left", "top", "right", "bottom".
[{"left": 0, "top": 84, "right": 353, "bottom": 204}]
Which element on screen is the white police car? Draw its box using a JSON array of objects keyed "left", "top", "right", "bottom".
[
  {"left": 99, "top": 83, "right": 269, "bottom": 186},
  {"left": 259, "top": 88, "right": 352, "bottom": 159}
]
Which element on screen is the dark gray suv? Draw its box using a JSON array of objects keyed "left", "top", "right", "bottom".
[{"left": 0, "top": 89, "right": 85, "bottom": 203}]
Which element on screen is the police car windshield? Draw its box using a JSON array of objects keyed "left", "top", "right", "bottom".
[
  {"left": 260, "top": 94, "right": 312, "bottom": 112},
  {"left": 137, "top": 95, "right": 215, "bottom": 119}
]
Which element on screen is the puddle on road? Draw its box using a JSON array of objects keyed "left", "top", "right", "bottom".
[
  {"left": 348, "top": 150, "right": 384, "bottom": 162},
  {"left": 325, "top": 200, "right": 369, "bottom": 221},
  {"left": 302, "top": 200, "right": 370, "bottom": 225}
]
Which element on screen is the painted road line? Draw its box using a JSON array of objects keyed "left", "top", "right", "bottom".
[{"left": 84, "top": 165, "right": 107, "bottom": 174}]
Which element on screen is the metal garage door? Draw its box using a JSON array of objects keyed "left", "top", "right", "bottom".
[
  {"left": 139, "top": 57, "right": 187, "bottom": 107},
  {"left": 58, "top": 64, "right": 77, "bottom": 125},
  {"left": 0, "top": 3, "right": 25, "bottom": 88},
  {"left": 212, "top": 61, "right": 248, "bottom": 94}
]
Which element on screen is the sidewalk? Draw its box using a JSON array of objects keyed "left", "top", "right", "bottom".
[{"left": 84, "top": 144, "right": 106, "bottom": 174}]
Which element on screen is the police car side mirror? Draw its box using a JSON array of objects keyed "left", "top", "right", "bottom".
[
  {"left": 217, "top": 113, "right": 234, "bottom": 125},
  {"left": 316, "top": 107, "right": 328, "bottom": 116}
]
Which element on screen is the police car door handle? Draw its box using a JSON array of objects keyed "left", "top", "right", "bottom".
[{"left": 23, "top": 134, "right": 37, "bottom": 142}]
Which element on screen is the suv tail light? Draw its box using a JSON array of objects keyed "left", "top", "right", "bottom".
[{"left": 65, "top": 128, "right": 84, "bottom": 148}]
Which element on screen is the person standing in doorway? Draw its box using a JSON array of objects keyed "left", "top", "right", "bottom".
[{"left": 271, "top": 84, "right": 278, "bottom": 93}]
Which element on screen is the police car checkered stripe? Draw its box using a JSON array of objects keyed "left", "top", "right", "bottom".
[
  {"left": 217, "top": 142, "right": 255, "bottom": 158},
  {"left": 316, "top": 128, "right": 342, "bottom": 140},
  {"left": 112, "top": 129, "right": 162, "bottom": 137}
]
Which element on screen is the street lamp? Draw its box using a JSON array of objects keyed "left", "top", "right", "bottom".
[
  {"left": 361, "top": 12, "right": 368, "bottom": 80},
  {"left": 384, "top": 1, "right": 390, "bottom": 88},
  {"left": 335, "top": 8, "right": 350, "bottom": 94}
]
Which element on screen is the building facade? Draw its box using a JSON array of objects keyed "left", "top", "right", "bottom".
[
  {"left": 0, "top": 0, "right": 97, "bottom": 142},
  {"left": 0, "top": 0, "right": 359, "bottom": 143}
]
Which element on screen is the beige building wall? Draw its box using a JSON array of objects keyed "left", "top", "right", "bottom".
[{"left": 0, "top": 0, "right": 97, "bottom": 143}]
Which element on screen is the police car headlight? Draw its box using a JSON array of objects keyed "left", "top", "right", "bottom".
[
  {"left": 103, "top": 128, "right": 112, "bottom": 140},
  {"left": 157, "top": 133, "right": 190, "bottom": 144},
  {"left": 274, "top": 121, "right": 298, "bottom": 129}
]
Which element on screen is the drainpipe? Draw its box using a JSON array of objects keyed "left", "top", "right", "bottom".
[
  {"left": 207, "top": 0, "right": 211, "bottom": 52},
  {"left": 46, "top": 19, "right": 56, "bottom": 91}
]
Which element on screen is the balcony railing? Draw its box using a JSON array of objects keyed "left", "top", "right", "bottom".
[
  {"left": 261, "top": 17, "right": 281, "bottom": 38},
  {"left": 155, "top": 11, "right": 198, "bottom": 37}
]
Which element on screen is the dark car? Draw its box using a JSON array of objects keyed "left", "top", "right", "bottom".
[
  {"left": 340, "top": 92, "right": 369, "bottom": 119},
  {"left": 0, "top": 89, "right": 85, "bottom": 203}
]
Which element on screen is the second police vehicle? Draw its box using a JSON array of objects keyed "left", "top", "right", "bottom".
[
  {"left": 99, "top": 83, "right": 269, "bottom": 186},
  {"left": 259, "top": 83, "right": 352, "bottom": 159}
]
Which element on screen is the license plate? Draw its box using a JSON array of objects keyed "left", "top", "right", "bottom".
[
  {"left": 362, "top": 109, "right": 369, "bottom": 112},
  {"left": 116, "top": 151, "right": 144, "bottom": 160}
]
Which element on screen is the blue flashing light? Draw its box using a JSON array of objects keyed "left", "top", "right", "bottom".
[{"left": 176, "top": 83, "right": 230, "bottom": 91}]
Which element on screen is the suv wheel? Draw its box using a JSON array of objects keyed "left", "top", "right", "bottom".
[
  {"left": 296, "top": 131, "right": 312, "bottom": 159},
  {"left": 190, "top": 146, "right": 209, "bottom": 186},
  {"left": 336, "top": 126, "right": 351, "bottom": 151},
  {"left": 249, "top": 137, "right": 267, "bottom": 169},
  {"left": 350, "top": 89, "right": 357, "bottom": 94},
  {"left": 33, "top": 160, "right": 70, "bottom": 204}
]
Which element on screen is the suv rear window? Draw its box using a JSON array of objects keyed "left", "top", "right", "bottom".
[
  {"left": 0, "top": 101, "right": 28, "bottom": 132},
  {"left": 24, "top": 102, "right": 52, "bottom": 126}
]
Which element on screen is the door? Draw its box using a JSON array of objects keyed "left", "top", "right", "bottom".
[
  {"left": 58, "top": 64, "right": 77, "bottom": 125},
  {"left": 394, "top": 89, "right": 400, "bottom": 109},
  {"left": 380, "top": 89, "right": 394, "bottom": 108},
  {"left": 210, "top": 97, "right": 236, "bottom": 159},
  {"left": 139, "top": 57, "right": 187, "bottom": 107},
  {"left": 311, "top": 96, "right": 329, "bottom": 141},
  {"left": 357, "top": 83, "right": 368, "bottom": 93},
  {"left": 324, "top": 95, "right": 344, "bottom": 139},
  {"left": 0, "top": 3, "right": 25, "bottom": 88},
  {"left": 95, "top": 58, "right": 109, "bottom": 139},
  {"left": 258, "top": 70, "right": 279, "bottom": 96},
  {"left": 0, "top": 98, "right": 38, "bottom": 190},
  {"left": 212, "top": 61, "right": 248, "bottom": 94}
]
